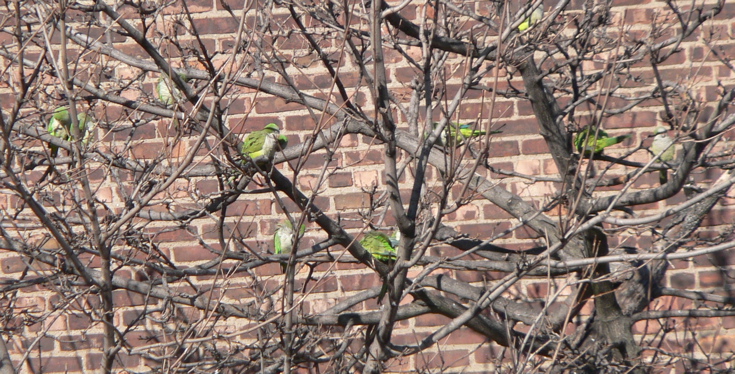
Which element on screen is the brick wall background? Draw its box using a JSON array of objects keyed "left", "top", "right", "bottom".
[{"left": 1, "top": 0, "right": 735, "bottom": 373}]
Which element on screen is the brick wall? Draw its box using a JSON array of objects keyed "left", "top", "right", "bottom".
[{"left": 1, "top": 0, "right": 735, "bottom": 373}]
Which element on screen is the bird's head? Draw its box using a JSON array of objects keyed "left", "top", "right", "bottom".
[
  {"left": 277, "top": 219, "right": 306, "bottom": 235},
  {"left": 265, "top": 123, "right": 281, "bottom": 133},
  {"left": 655, "top": 127, "right": 668, "bottom": 135},
  {"left": 52, "top": 106, "right": 70, "bottom": 121}
]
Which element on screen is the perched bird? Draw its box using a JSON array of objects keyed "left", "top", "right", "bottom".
[
  {"left": 360, "top": 231, "right": 398, "bottom": 303},
  {"left": 432, "top": 122, "right": 494, "bottom": 148},
  {"left": 47, "top": 107, "right": 96, "bottom": 156},
  {"left": 651, "top": 127, "right": 675, "bottom": 184},
  {"left": 360, "top": 231, "right": 397, "bottom": 262},
  {"left": 574, "top": 126, "right": 631, "bottom": 155},
  {"left": 241, "top": 123, "right": 288, "bottom": 163},
  {"left": 47, "top": 107, "right": 72, "bottom": 156},
  {"left": 518, "top": 6, "right": 544, "bottom": 32},
  {"left": 76, "top": 113, "right": 96, "bottom": 145},
  {"left": 273, "top": 220, "right": 306, "bottom": 273},
  {"left": 156, "top": 73, "right": 188, "bottom": 106}
]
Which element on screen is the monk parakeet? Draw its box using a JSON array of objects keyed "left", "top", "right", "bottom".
[
  {"left": 360, "top": 231, "right": 397, "bottom": 262},
  {"left": 651, "top": 127, "right": 675, "bottom": 184},
  {"left": 241, "top": 123, "right": 288, "bottom": 162},
  {"left": 47, "top": 107, "right": 96, "bottom": 156},
  {"left": 360, "top": 231, "right": 398, "bottom": 303},
  {"left": 76, "top": 113, "right": 96, "bottom": 145},
  {"left": 432, "top": 122, "right": 496, "bottom": 148},
  {"left": 518, "top": 6, "right": 544, "bottom": 31},
  {"left": 574, "top": 127, "right": 631, "bottom": 155},
  {"left": 274, "top": 220, "right": 306, "bottom": 273},
  {"left": 156, "top": 73, "right": 188, "bottom": 106},
  {"left": 47, "top": 107, "right": 72, "bottom": 156}
]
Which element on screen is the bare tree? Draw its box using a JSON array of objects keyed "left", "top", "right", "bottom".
[{"left": 1, "top": 0, "right": 734, "bottom": 373}]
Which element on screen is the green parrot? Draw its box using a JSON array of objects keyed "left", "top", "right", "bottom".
[
  {"left": 651, "top": 127, "right": 675, "bottom": 184},
  {"left": 273, "top": 219, "right": 306, "bottom": 273},
  {"left": 574, "top": 126, "right": 631, "bottom": 155},
  {"left": 47, "top": 107, "right": 96, "bottom": 156},
  {"left": 518, "top": 6, "right": 544, "bottom": 31},
  {"left": 360, "top": 231, "right": 398, "bottom": 303},
  {"left": 47, "top": 107, "right": 72, "bottom": 156},
  {"left": 156, "top": 73, "right": 188, "bottom": 106},
  {"left": 432, "top": 122, "right": 496, "bottom": 148},
  {"left": 360, "top": 231, "right": 397, "bottom": 262},
  {"left": 241, "top": 123, "right": 288, "bottom": 162},
  {"left": 77, "top": 113, "right": 96, "bottom": 145}
]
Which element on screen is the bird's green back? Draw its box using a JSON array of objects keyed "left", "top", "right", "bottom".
[
  {"left": 574, "top": 127, "right": 630, "bottom": 154},
  {"left": 432, "top": 122, "right": 492, "bottom": 147},
  {"left": 360, "top": 231, "right": 397, "bottom": 262},
  {"left": 241, "top": 123, "right": 281, "bottom": 158},
  {"left": 518, "top": 7, "right": 544, "bottom": 32}
]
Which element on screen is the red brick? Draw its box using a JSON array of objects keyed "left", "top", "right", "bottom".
[
  {"left": 129, "top": 141, "right": 165, "bottom": 159},
  {"left": 295, "top": 74, "right": 340, "bottom": 90},
  {"left": 113, "top": 352, "right": 142, "bottom": 370},
  {"left": 482, "top": 204, "right": 513, "bottom": 221},
  {"left": 191, "top": 16, "right": 239, "bottom": 34},
  {"left": 151, "top": 227, "right": 196, "bottom": 243},
  {"left": 454, "top": 269, "right": 488, "bottom": 283},
  {"left": 67, "top": 312, "right": 95, "bottom": 330},
  {"left": 459, "top": 101, "right": 514, "bottom": 120},
  {"left": 29, "top": 356, "right": 83, "bottom": 372},
  {"left": 343, "top": 149, "right": 384, "bottom": 165},
  {"left": 165, "top": 0, "right": 212, "bottom": 13},
  {"left": 456, "top": 222, "right": 512, "bottom": 240},
  {"left": 488, "top": 140, "right": 519, "bottom": 157},
  {"left": 415, "top": 313, "right": 452, "bottom": 327},
  {"left": 300, "top": 150, "right": 341, "bottom": 170},
  {"left": 196, "top": 179, "right": 220, "bottom": 194},
  {"left": 632, "top": 319, "right": 664, "bottom": 335},
  {"left": 339, "top": 272, "right": 380, "bottom": 292},
  {"left": 308, "top": 276, "right": 339, "bottom": 293},
  {"left": 698, "top": 270, "right": 725, "bottom": 288},
  {"left": 226, "top": 199, "right": 271, "bottom": 216},
  {"left": 334, "top": 192, "right": 370, "bottom": 210},
  {"left": 497, "top": 118, "right": 538, "bottom": 135},
  {"left": 452, "top": 328, "right": 487, "bottom": 344},
  {"left": 113, "top": 290, "right": 147, "bottom": 306},
  {"left": 520, "top": 138, "right": 549, "bottom": 155},
  {"left": 328, "top": 172, "right": 353, "bottom": 188},
  {"left": 172, "top": 245, "right": 218, "bottom": 262},
  {"left": 668, "top": 273, "right": 695, "bottom": 289},
  {"left": 59, "top": 334, "right": 104, "bottom": 351},
  {"left": 702, "top": 209, "right": 734, "bottom": 227},
  {"left": 474, "top": 343, "right": 508, "bottom": 363},
  {"left": 256, "top": 96, "right": 305, "bottom": 114},
  {"left": 21, "top": 335, "right": 55, "bottom": 351},
  {"left": 515, "top": 226, "right": 541, "bottom": 239},
  {"left": 526, "top": 282, "right": 548, "bottom": 298},
  {"left": 1, "top": 257, "right": 26, "bottom": 273}
]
